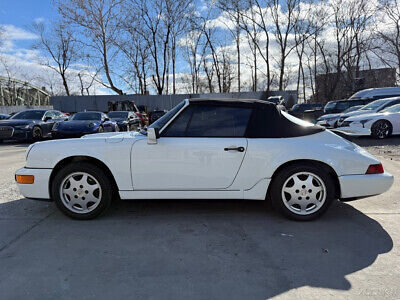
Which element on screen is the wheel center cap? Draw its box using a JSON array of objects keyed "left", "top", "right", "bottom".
[
  {"left": 77, "top": 189, "right": 84, "bottom": 197},
  {"left": 301, "top": 189, "right": 307, "bottom": 196}
]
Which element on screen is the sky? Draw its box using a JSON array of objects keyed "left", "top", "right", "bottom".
[{"left": 1, "top": 0, "right": 55, "bottom": 48}]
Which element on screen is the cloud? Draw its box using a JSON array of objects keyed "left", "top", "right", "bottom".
[
  {"left": 34, "top": 17, "right": 45, "bottom": 24},
  {"left": 0, "top": 24, "right": 108, "bottom": 96},
  {"left": 0, "top": 24, "right": 37, "bottom": 41}
]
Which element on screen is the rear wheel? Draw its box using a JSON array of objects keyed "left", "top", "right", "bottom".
[
  {"left": 51, "top": 162, "right": 113, "bottom": 220},
  {"left": 371, "top": 120, "right": 391, "bottom": 139},
  {"left": 269, "top": 164, "right": 335, "bottom": 221}
]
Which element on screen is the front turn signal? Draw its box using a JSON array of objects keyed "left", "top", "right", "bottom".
[{"left": 15, "top": 175, "right": 35, "bottom": 184}]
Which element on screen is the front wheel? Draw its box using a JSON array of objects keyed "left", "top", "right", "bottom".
[
  {"left": 32, "top": 126, "right": 42, "bottom": 141},
  {"left": 371, "top": 120, "right": 391, "bottom": 139},
  {"left": 269, "top": 164, "right": 335, "bottom": 221},
  {"left": 51, "top": 162, "right": 113, "bottom": 220}
]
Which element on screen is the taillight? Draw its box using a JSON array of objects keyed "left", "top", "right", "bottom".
[{"left": 366, "top": 164, "right": 384, "bottom": 174}]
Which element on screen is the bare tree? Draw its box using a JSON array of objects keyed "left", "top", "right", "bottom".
[
  {"left": 57, "top": 0, "right": 124, "bottom": 95},
  {"left": 373, "top": 0, "right": 400, "bottom": 81},
  {"left": 31, "top": 22, "right": 77, "bottom": 96}
]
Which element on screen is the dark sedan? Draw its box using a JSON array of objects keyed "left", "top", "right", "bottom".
[
  {"left": 0, "top": 109, "right": 66, "bottom": 143},
  {"left": 108, "top": 111, "right": 140, "bottom": 131},
  {"left": 52, "top": 111, "right": 118, "bottom": 138}
]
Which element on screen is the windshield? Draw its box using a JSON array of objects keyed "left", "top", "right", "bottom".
[
  {"left": 71, "top": 112, "right": 101, "bottom": 121},
  {"left": 381, "top": 104, "right": 400, "bottom": 113},
  {"left": 108, "top": 112, "right": 128, "bottom": 119},
  {"left": 148, "top": 101, "right": 185, "bottom": 132},
  {"left": 11, "top": 110, "right": 45, "bottom": 120},
  {"left": 325, "top": 102, "right": 336, "bottom": 109},
  {"left": 361, "top": 99, "right": 387, "bottom": 111},
  {"left": 343, "top": 105, "right": 362, "bottom": 113}
]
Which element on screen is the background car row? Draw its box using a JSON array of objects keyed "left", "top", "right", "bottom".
[{"left": 0, "top": 109, "right": 165, "bottom": 143}]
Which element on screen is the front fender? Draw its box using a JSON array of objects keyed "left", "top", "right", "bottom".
[{"left": 26, "top": 138, "right": 133, "bottom": 190}]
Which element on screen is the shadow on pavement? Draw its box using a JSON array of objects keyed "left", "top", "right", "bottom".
[{"left": 0, "top": 198, "right": 393, "bottom": 299}]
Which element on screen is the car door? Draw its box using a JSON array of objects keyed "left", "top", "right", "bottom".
[
  {"left": 101, "top": 113, "right": 113, "bottom": 131},
  {"left": 41, "top": 111, "right": 55, "bottom": 136},
  {"left": 131, "top": 104, "right": 252, "bottom": 190}
]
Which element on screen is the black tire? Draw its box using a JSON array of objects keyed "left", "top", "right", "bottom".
[
  {"left": 51, "top": 162, "right": 113, "bottom": 220},
  {"left": 269, "top": 163, "right": 335, "bottom": 221},
  {"left": 32, "top": 126, "right": 42, "bottom": 141},
  {"left": 98, "top": 126, "right": 104, "bottom": 133},
  {"left": 371, "top": 120, "right": 392, "bottom": 139}
]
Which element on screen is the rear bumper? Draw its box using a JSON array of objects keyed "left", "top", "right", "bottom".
[
  {"left": 15, "top": 168, "right": 52, "bottom": 199},
  {"left": 339, "top": 172, "right": 394, "bottom": 198}
]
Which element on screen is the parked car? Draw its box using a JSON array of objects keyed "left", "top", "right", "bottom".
[
  {"left": 324, "top": 98, "right": 374, "bottom": 114},
  {"left": 316, "top": 105, "right": 363, "bottom": 128},
  {"left": 108, "top": 111, "right": 140, "bottom": 131},
  {"left": 52, "top": 111, "right": 118, "bottom": 138},
  {"left": 267, "top": 96, "right": 283, "bottom": 105},
  {"left": 15, "top": 98, "right": 393, "bottom": 221},
  {"left": 337, "top": 97, "right": 400, "bottom": 127},
  {"left": 289, "top": 103, "right": 323, "bottom": 118},
  {"left": 348, "top": 87, "right": 400, "bottom": 101},
  {"left": 336, "top": 103, "right": 400, "bottom": 139},
  {"left": 0, "top": 109, "right": 66, "bottom": 143},
  {"left": 289, "top": 103, "right": 323, "bottom": 123},
  {"left": 148, "top": 110, "right": 166, "bottom": 125},
  {"left": 0, "top": 114, "right": 10, "bottom": 120}
]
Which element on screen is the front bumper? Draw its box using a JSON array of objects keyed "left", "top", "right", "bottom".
[
  {"left": 334, "top": 125, "right": 371, "bottom": 136},
  {"left": 15, "top": 168, "right": 52, "bottom": 199},
  {"left": 339, "top": 172, "right": 394, "bottom": 198},
  {"left": 0, "top": 126, "right": 31, "bottom": 140},
  {"left": 316, "top": 119, "right": 336, "bottom": 128}
]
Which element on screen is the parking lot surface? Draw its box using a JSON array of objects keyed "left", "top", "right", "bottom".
[{"left": 0, "top": 137, "right": 400, "bottom": 299}]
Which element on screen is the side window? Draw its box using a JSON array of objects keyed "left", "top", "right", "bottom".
[
  {"left": 44, "top": 111, "right": 54, "bottom": 119},
  {"left": 379, "top": 100, "right": 400, "bottom": 111},
  {"left": 185, "top": 106, "right": 252, "bottom": 137},
  {"left": 163, "top": 107, "right": 193, "bottom": 137}
]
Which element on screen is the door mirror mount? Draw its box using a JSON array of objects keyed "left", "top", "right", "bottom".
[
  {"left": 43, "top": 116, "right": 52, "bottom": 122},
  {"left": 147, "top": 128, "right": 159, "bottom": 144}
]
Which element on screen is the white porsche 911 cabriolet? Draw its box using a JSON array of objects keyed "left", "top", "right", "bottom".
[{"left": 15, "top": 99, "right": 393, "bottom": 220}]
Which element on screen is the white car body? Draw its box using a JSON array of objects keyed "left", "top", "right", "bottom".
[
  {"left": 316, "top": 105, "right": 363, "bottom": 128},
  {"left": 335, "top": 108, "right": 400, "bottom": 137},
  {"left": 16, "top": 100, "right": 393, "bottom": 204},
  {"left": 337, "top": 97, "right": 400, "bottom": 127}
]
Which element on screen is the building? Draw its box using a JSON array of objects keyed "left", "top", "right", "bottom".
[{"left": 314, "top": 67, "right": 396, "bottom": 103}]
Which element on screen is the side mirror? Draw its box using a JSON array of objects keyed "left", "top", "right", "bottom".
[
  {"left": 104, "top": 117, "right": 110, "bottom": 122},
  {"left": 43, "top": 116, "right": 52, "bottom": 122},
  {"left": 147, "top": 128, "right": 159, "bottom": 144}
]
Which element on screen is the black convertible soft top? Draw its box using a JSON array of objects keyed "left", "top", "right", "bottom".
[{"left": 188, "top": 98, "right": 325, "bottom": 138}]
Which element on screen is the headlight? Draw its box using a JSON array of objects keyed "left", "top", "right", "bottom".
[
  {"left": 14, "top": 124, "right": 30, "bottom": 130},
  {"left": 359, "top": 119, "right": 372, "bottom": 127},
  {"left": 88, "top": 123, "right": 96, "bottom": 128}
]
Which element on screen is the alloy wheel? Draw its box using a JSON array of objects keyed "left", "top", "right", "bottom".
[
  {"left": 59, "top": 172, "right": 102, "bottom": 214},
  {"left": 281, "top": 172, "right": 327, "bottom": 215}
]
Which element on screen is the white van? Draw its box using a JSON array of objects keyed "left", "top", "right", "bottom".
[{"left": 349, "top": 87, "right": 400, "bottom": 100}]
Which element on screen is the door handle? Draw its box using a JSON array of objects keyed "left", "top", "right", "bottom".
[{"left": 224, "top": 146, "right": 245, "bottom": 152}]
